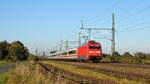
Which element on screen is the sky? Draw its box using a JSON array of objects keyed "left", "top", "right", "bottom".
[{"left": 0, "top": 0, "right": 150, "bottom": 54}]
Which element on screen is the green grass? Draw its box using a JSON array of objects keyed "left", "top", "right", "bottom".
[
  {"left": 6, "top": 61, "right": 68, "bottom": 84},
  {"left": 0, "top": 60, "right": 147, "bottom": 84},
  {"left": 0, "top": 61, "right": 69, "bottom": 84},
  {"left": 0, "top": 72, "right": 8, "bottom": 84},
  {"left": 0, "top": 61, "right": 10, "bottom": 67},
  {"left": 0, "top": 61, "right": 14, "bottom": 84}
]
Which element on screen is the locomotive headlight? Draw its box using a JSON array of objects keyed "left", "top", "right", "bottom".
[
  {"left": 96, "top": 51, "right": 101, "bottom": 53},
  {"left": 89, "top": 51, "right": 94, "bottom": 53}
]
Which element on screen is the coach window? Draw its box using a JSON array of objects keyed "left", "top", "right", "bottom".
[
  {"left": 68, "top": 51, "right": 71, "bottom": 54},
  {"left": 69, "top": 51, "right": 72, "bottom": 54},
  {"left": 64, "top": 52, "right": 67, "bottom": 55},
  {"left": 72, "top": 50, "right": 76, "bottom": 54},
  {"left": 69, "top": 50, "right": 76, "bottom": 54}
]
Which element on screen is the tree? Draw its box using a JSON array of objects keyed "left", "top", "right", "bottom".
[
  {"left": 0, "top": 41, "right": 10, "bottom": 60},
  {"left": 123, "top": 52, "right": 133, "bottom": 57},
  {"left": 102, "top": 53, "right": 109, "bottom": 58},
  {"left": 134, "top": 52, "right": 146, "bottom": 59},
  {"left": 111, "top": 52, "right": 121, "bottom": 63},
  {"left": 28, "top": 54, "right": 37, "bottom": 60},
  {"left": 8, "top": 41, "right": 29, "bottom": 61},
  {"left": 0, "top": 40, "right": 29, "bottom": 61},
  {"left": 113, "top": 52, "right": 120, "bottom": 57}
]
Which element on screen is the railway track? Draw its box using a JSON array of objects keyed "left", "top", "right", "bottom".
[
  {"left": 56, "top": 61, "right": 150, "bottom": 83},
  {"left": 43, "top": 60, "right": 150, "bottom": 69},
  {"left": 98, "top": 63, "right": 150, "bottom": 69},
  {"left": 37, "top": 62, "right": 117, "bottom": 84}
]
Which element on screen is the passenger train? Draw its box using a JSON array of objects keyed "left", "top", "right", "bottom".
[{"left": 49, "top": 40, "right": 102, "bottom": 63}]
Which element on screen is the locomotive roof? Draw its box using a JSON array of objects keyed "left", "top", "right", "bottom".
[{"left": 80, "top": 40, "right": 100, "bottom": 46}]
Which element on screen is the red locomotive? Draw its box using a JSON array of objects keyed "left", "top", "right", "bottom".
[{"left": 50, "top": 40, "right": 102, "bottom": 62}]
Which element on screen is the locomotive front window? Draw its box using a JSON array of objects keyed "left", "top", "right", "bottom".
[{"left": 89, "top": 46, "right": 101, "bottom": 49}]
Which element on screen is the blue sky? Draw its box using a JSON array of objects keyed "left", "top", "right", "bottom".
[{"left": 0, "top": 0, "right": 150, "bottom": 54}]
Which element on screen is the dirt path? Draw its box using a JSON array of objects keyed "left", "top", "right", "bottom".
[{"left": 0, "top": 63, "right": 16, "bottom": 73}]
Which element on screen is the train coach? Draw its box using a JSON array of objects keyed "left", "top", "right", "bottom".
[{"left": 49, "top": 40, "right": 102, "bottom": 63}]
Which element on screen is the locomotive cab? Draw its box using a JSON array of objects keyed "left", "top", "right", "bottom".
[
  {"left": 78, "top": 40, "right": 102, "bottom": 63},
  {"left": 88, "top": 41, "right": 102, "bottom": 62}
]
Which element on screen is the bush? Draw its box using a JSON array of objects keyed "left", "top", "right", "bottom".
[
  {"left": 0, "top": 41, "right": 29, "bottom": 62},
  {"left": 7, "top": 62, "right": 53, "bottom": 84},
  {"left": 28, "top": 54, "right": 37, "bottom": 60},
  {"left": 101, "top": 52, "right": 150, "bottom": 64}
]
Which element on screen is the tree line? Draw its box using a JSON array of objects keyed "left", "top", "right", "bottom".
[
  {"left": 102, "top": 52, "right": 150, "bottom": 64},
  {"left": 0, "top": 41, "right": 29, "bottom": 61}
]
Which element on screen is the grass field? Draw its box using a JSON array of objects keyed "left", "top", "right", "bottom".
[
  {"left": 42, "top": 61, "right": 148, "bottom": 84},
  {"left": 0, "top": 61, "right": 70, "bottom": 84},
  {"left": 0, "top": 72, "right": 8, "bottom": 84},
  {"left": 0, "top": 61, "right": 10, "bottom": 67},
  {"left": 6, "top": 62, "right": 51, "bottom": 84},
  {"left": 0, "top": 60, "right": 149, "bottom": 84}
]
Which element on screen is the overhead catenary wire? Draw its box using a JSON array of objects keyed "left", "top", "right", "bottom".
[
  {"left": 85, "top": 0, "right": 150, "bottom": 30},
  {"left": 114, "top": 1, "right": 150, "bottom": 33},
  {"left": 94, "top": 31, "right": 112, "bottom": 41},
  {"left": 118, "top": 19, "right": 150, "bottom": 31},
  {"left": 84, "top": 0, "right": 120, "bottom": 27},
  {"left": 117, "top": 25, "right": 150, "bottom": 33},
  {"left": 85, "top": 0, "right": 146, "bottom": 29},
  {"left": 86, "top": 0, "right": 146, "bottom": 28},
  {"left": 116, "top": 9, "right": 150, "bottom": 32},
  {"left": 117, "top": 5, "right": 150, "bottom": 25}
]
